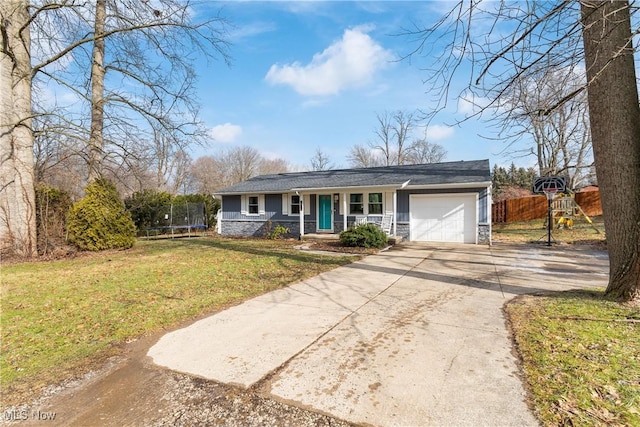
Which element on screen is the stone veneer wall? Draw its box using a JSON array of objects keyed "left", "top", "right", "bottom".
[
  {"left": 478, "top": 223, "right": 491, "bottom": 245},
  {"left": 222, "top": 220, "right": 489, "bottom": 244},
  {"left": 395, "top": 223, "right": 410, "bottom": 240},
  {"left": 221, "top": 220, "right": 316, "bottom": 238}
]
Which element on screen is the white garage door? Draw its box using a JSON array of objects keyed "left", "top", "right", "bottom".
[{"left": 410, "top": 194, "right": 477, "bottom": 243}]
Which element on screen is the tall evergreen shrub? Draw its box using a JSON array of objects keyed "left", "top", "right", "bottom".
[{"left": 67, "top": 179, "right": 136, "bottom": 251}]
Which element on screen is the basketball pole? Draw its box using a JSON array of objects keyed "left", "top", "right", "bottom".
[{"left": 547, "top": 195, "right": 552, "bottom": 246}]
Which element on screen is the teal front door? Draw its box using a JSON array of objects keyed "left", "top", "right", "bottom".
[{"left": 318, "top": 195, "right": 332, "bottom": 231}]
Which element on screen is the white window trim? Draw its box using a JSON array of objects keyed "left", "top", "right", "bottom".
[
  {"left": 345, "top": 192, "right": 385, "bottom": 216},
  {"left": 282, "top": 193, "right": 310, "bottom": 216},
  {"left": 241, "top": 194, "right": 265, "bottom": 216},
  {"left": 349, "top": 193, "right": 365, "bottom": 216}
]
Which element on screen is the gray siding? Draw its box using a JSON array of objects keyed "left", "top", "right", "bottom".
[{"left": 221, "top": 188, "right": 490, "bottom": 243}]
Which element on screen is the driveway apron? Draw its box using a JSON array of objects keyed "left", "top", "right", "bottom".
[{"left": 148, "top": 243, "right": 609, "bottom": 426}]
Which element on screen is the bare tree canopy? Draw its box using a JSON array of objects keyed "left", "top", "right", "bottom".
[
  {"left": 190, "top": 147, "right": 292, "bottom": 194},
  {"left": 502, "top": 66, "right": 593, "bottom": 189},
  {"left": 407, "top": 0, "right": 640, "bottom": 301},
  {"left": 370, "top": 110, "right": 416, "bottom": 166},
  {"left": 347, "top": 144, "right": 385, "bottom": 168},
  {"left": 26, "top": 0, "right": 230, "bottom": 181},
  {"left": 405, "top": 139, "right": 447, "bottom": 165},
  {"left": 348, "top": 110, "right": 448, "bottom": 168},
  {"left": 310, "top": 148, "right": 334, "bottom": 171},
  {"left": 1, "top": 0, "right": 230, "bottom": 255}
]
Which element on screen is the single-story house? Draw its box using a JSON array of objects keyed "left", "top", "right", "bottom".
[{"left": 214, "top": 159, "right": 492, "bottom": 244}]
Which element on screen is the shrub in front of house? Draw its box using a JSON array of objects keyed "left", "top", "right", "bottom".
[
  {"left": 67, "top": 179, "right": 136, "bottom": 251},
  {"left": 339, "top": 223, "right": 388, "bottom": 248}
]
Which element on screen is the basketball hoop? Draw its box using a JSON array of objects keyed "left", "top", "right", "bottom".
[
  {"left": 542, "top": 182, "right": 559, "bottom": 200},
  {"left": 543, "top": 187, "right": 558, "bottom": 201}
]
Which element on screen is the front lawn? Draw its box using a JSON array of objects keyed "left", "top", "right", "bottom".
[
  {"left": 0, "top": 238, "right": 357, "bottom": 404},
  {"left": 507, "top": 291, "right": 640, "bottom": 426}
]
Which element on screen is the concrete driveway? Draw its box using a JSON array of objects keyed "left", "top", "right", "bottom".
[{"left": 148, "top": 243, "right": 609, "bottom": 426}]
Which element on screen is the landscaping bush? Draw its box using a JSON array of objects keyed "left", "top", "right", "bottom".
[
  {"left": 67, "top": 179, "right": 136, "bottom": 251},
  {"left": 266, "top": 223, "right": 290, "bottom": 239},
  {"left": 339, "top": 223, "right": 388, "bottom": 248}
]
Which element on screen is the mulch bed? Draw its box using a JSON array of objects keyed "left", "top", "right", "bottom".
[{"left": 304, "top": 240, "right": 382, "bottom": 255}]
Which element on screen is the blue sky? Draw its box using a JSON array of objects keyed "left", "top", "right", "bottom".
[{"left": 193, "top": 1, "right": 515, "bottom": 170}]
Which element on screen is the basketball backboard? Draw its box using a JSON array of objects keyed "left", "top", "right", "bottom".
[{"left": 532, "top": 176, "right": 566, "bottom": 194}]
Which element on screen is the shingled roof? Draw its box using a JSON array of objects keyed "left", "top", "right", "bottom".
[{"left": 215, "top": 159, "right": 491, "bottom": 195}]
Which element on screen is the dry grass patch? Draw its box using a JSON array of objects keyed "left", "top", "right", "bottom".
[
  {"left": 506, "top": 290, "right": 640, "bottom": 426},
  {"left": 493, "top": 216, "right": 606, "bottom": 247},
  {"left": 1, "top": 237, "right": 357, "bottom": 405}
]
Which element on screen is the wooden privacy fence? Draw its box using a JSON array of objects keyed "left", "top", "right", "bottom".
[{"left": 492, "top": 190, "right": 602, "bottom": 223}]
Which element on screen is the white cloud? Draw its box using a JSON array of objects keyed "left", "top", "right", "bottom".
[
  {"left": 229, "top": 21, "right": 277, "bottom": 42},
  {"left": 265, "top": 26, "right": 394, "bottom": 96},
  {"left": 458, "top": 93, "right": 491, "bottom": 115},
  {"left": 425, "top": 125, "right": 455, "bottom": 141},
  {"left": 208, "top": 123, "right": 243, "bottom": 143}
]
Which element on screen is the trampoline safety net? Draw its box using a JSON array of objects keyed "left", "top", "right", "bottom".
[{"left": 146, "top": 202, "right": 207, "bottom": 237}]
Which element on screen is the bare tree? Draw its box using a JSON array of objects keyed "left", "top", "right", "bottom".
[
  {"left": 347, "top": 144, "right": 385, "bottom": 168},
  {"left": 391, "top": 110, "right": 415, "bottom": 165},
  {"left": 501, "top": 65, "right": 593, "bottom": 189},
  {"left": 310, "top": 148, "right": 334, "bottom": 171},
  {"left": 406, "top": 139, "right": 447, "bottom": 164},
  {"left": 0, "top": 1, "right": 36, "bottom": 256},
  {"left": 168, "top": 150, "right": 193, "bottom": 195},
  {"left": 259, "top": 158, "right": 291, "bottom": 175},
  {"left": 369, "top": 110, "right": 416, "bottom": 166},
  {"left": 190, "top": 150, "right": 291, "bottom": 194},
  {"left": 406, "top": 1, "right": 640, "bottom": 301},
  {"left": 1, "top": 1, "right": 229, "bottom": 256},
  {"left": 27, "top": 1, "right": 228, "bottom": 180},
  {"left": 190, "top": 156, "right": 222, "bottom": 195}
]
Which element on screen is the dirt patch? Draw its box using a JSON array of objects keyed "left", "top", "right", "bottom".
[{"left": 2, "top": 333, "right": 354, "bottom": 427}]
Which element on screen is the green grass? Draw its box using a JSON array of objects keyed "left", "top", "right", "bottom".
[
  {"left": 506, "top": 291, "right": 640, "bottom": 426},
  {"left": 0, "top": 237, "right": 356, "bottom": 403},
  {"left": 493, "top": 216, "right": 606, "bottom": 245}
]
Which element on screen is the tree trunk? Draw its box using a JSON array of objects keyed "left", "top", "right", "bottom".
[
  {"left": 88, "top": 0, "right": 106, "bottom": 181},
  {"left": 0, "top": 0, "right": 36, "bottom": 257},
  {"left": 581, "top": 0, "right": 640, "bottom": 302}
]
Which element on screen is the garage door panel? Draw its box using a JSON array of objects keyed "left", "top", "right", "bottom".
[{"left": 410, "top": 195, "right": 476, "bottom": 243}]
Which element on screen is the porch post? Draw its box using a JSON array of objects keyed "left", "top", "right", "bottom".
[
  {"left": 393, "top": 191, "right": 397, "bottom": 236},
  {"left": 298, "top": 192, "right": 304, "bottom": 239},
  {"left": 342, "top": 192, "right": 347, "bottom": 231}
]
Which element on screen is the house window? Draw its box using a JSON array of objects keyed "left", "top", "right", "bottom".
[
  {"left": 248, "top": 196, "right": 259, "bottom": 214},
  {"left": 350, "top": 193, "right": 364, "bottom": 215},
  {"left": 368, "top": 193, "right": 383, "bottom": 215},
  {"left": 291, "top": 195, "right": 301, "bottom": 214}
]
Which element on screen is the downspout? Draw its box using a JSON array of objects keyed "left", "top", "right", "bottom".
[{"left": 297, "top": 191, "right": 304, "bottom": 239}]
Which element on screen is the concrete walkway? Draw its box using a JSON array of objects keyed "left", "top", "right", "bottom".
[{"left": 148, "top": 243, "right": 609, "bottom": 426}]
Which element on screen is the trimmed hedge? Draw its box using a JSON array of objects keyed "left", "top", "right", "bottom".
[
  {"left": 339, "top": 223, "right": 388, "bottom": 248},
  {"left": 67, "top": 179, "right": 136, "bottom": 251}
]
